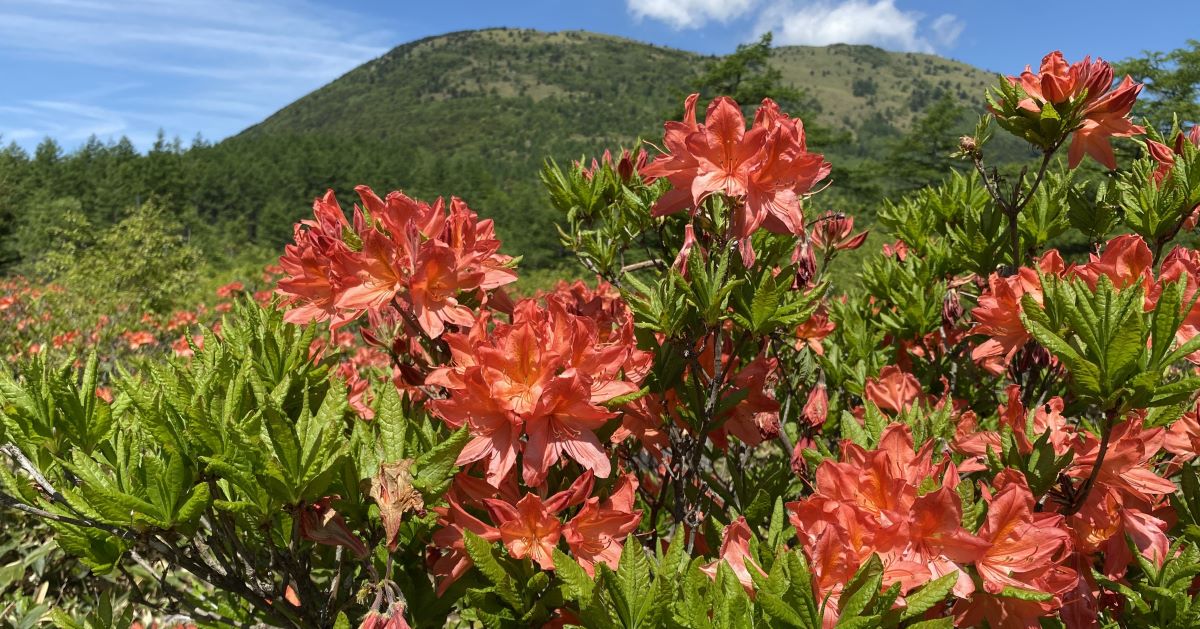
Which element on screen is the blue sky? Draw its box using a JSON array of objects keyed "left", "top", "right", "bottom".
[{"left": 0, "top": 0, "right": 1194, "bottom": 153}]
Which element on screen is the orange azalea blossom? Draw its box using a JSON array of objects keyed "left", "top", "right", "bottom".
[
  {"left": 795, "top": 308, "right": 835, "bottom": 355},
  {"left": 969, "top": 250, "right": 1064, "bottom": 374},
  {"left": 863, "top": 365, "right": 925, "bottom": 413},
  {"left": 789, "top": 425, "right": 987, "bottom": 626},
  {"left": 485, "top": 493, "right": 564, "bottom": 570},
  {"left": 1164, "top": 404, "right": 1200, "bottom": 472},
  {"left": 215, "top": 281, "right": 244, "bottom": 298},
  {"left": 642, "top": 94, "right": 831, "bottom": 263},
  {"left": 123, "top": 330, "right": 157, "bottom": 351},
  {"left": 810, "top": 212, "right": 868, "bottom": 252},
  {"left": 432, "top": 472, "right": 639, "bottom": 589},
  {"left": 1070, "top": 233, "right": 1154, "bottom": 293},
  {"left": 1061, "top": 418, "right": 1175, "bottom": 571},
  {"left": 700, "top": 516, "right": 766, "bottom": 594},
  {"left": 953, "top": 385, "right": 1078, "bottom": 465},
  {"left": 954, "top": 477, "right": 1077, "bottom": 629},
  {"left": 562, "top": 473, "right": 642, "bottom": 575},
  {"left": 613, "top": 397, "right": 668, "bottom": 459},
  {"left": 1013, "top": 51, "right": 1145, "bottom": 169},
  {"left": 427, "top": 297, "right": 642, "bottom": 486},
  {"left": 277, "top": 187, "right": 516, "bottom": 338},
  {"left": 430, "top": 495, "right": 502, "bottom": 595}
]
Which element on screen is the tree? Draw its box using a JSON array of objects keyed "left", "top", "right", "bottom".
[
  {"left": 1117, "top": 39, "right": 1200, "bottom": 131},
  {"left": 687, "top": 33, "right": 803, "bottom": 108},
  {"left": 881, "top": 92, "right": 970, "bottom": 192}
]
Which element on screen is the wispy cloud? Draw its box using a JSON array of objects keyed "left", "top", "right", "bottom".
[
  {"left": 626, "top": 0, "right": 760, "bottom": 30},
  {"left": 754, "top": 1, "right": 961, "bottom": 53},
  {"left": 627, "top": 0, "right": 963, "bottom": 54},
  {"left": 0, "top": 0, "right": 392, "bottom": 150}
]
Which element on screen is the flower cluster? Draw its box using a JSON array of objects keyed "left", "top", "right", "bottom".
[
  {"left": 971, "top": 234, "right": 1200, "bottom": 373},
  {"left": 431, "top": 471, "right": 641, "bottom": 593},
  {"left": 427, "top": 291, "right": 648, "bottom": 487},
  {"left": 1012, "top": 51, "right": 1144, "bottom": 168},
  {"left": 276, "top": 187, "right": 517, "bottom": 338},
  {"left": 642, "top": 94, "right": 831, "bottom": 262}
]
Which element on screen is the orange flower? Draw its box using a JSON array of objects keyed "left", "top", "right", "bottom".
[
  {"left": 215, "top": 281, "right": 244, "bottom": 298},
  {"left": 277, "top": 187, "right": 516, "bottom": 338},
  {"left": 430, "top": 493, "right": 503, "bottom": 594},
  {"left": 122, "top": 330, "right": 157, "bottom": 351},
  {"left": 863, "top": 365, "right": 923, "bottom": 413},
  {"left": 1067, "top": 76, "right": 1145, "bottom": 170},
  {"left": 523, "top": 373, "right": 618, "bottom": 486},
  {"left": 795, "top": 309, "right": 834, "bottom": 355},
  {"left": 1070, "top": 234, "right": 1153, "bottom": 292},
  {"left": 700, "top": 516, "right": 766, "bottom": 593},
  {"left": 1013, "top": 51, "right": 1145, "bottom": 169},
  {"left": 562, "top": 474, "right": 642, "bottom": 575},
  {"left": 955, "top": 481, "right": 1075, "bottom": 628},
  {"left": 428, "top": 295, "right": 640, "bottom": 487},
  {"left": 970, "top": 251, "right": 1063, "bottom": 374},
  {"left": 643, "top": 94, "right": 830, "bottom": 262},
  {"left": 485, "top": 493, "right": 563, "bottom": 570},
  {"left": 789, "top": 425, "right": 977, "bottom": 623}
]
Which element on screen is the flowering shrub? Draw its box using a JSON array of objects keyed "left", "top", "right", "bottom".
[{"left": 4, "top": 50, "right": 1200, "bottom": 628}]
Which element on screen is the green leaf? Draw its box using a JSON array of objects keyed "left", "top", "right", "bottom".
[
  {"left": 413, "top": 427, "right": 469, "bottom": 498},
  {"left": 900, "top": 571, "right": 957, "bottom": 620},
  {"left": 1021, "top": 299, "right": 1102, "bottom": 399},
  {"left": 616, "top": 536, "right": 653, "bottom": 626},
  {"left": 905, "top": 618, "right": 955, "bottom": 629},
  {"left": 375, "top": 384, "right": 409, "bottom": 463},
  {"left": 997, "top": 585, "right": 1054, "bottom": 602},
  {"left": 463, "top": 530, "right": 522, "bottom": 609},
  {"left": 553, "top": 549, "right": 595, "bottom": 601},
  {"left": 836, "top": 555, "right": 883, "bottom": 622},
  {"left": 172, "top": 482, "right": 211, "bottom": 532}
]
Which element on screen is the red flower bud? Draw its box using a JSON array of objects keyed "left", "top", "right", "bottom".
[
  {"left": 802, "top": 384, "right": 829, "bottom": 427},
  {"left": 298, "top": 497, "right": 368, "bottom": 559}
]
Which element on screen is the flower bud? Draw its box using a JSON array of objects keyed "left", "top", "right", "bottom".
[
  {"left": 298, "top": 497, "right": 368, "bottom": 559},
  {"left": 617, "top": 149, "right": 634, "bottom": 182},
  {"left": 942, "top": 289, "right": 963, "bottom": 327},
  {"left": 801, "top": 383, "right": 829, "bottom": 427},
  {"left": 793, "top": 242, "right": 817, "bottom": 287},
  {"left": 958, "top": 135, "right": 978, "bottom": 157}
]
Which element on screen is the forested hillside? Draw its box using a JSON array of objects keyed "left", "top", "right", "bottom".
[{"left": 0, "top": 28, "right": 1009, "bottom": 274}]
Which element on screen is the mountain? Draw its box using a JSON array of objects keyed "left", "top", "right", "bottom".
[
  {"left": 240, "top": 28, "right": 995, "bottom": 147},
  {"left": 0, "top": 29, "right": 1004, "bottom": 275},
  {"left": 222, "top": 29, "right": 999, "bottom": 269}
]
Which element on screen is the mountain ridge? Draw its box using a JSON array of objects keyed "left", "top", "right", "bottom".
[{"left": 236, "top": 27, "right": 995, "bottom": 143}]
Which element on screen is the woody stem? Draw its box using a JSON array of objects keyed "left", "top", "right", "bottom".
[
  {"left": 973, "top": 146, "right": 1057, "bottom": 275},
  {"left": 1064, "top": 408, "right": 1118, "bottom": 516}
]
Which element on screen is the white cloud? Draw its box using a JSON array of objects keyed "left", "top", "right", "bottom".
[
  {"left": 0, "top": 0, "right": 392, "bottom": 150},
  {"left": 753, "top": 0, "right": 962, "bottom": 53},
  {"left": 627, "top": 0, "right": 760, "bottom": 30},
  {"left": 929, "top": 14, "right": 965, "bottom": 48}
]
